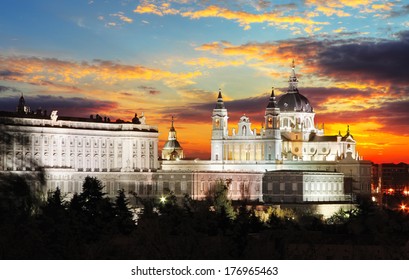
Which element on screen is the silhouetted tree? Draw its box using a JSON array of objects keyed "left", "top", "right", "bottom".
[
  {"left": 0, "top": 173, "right": 42, "bottom": 223},
  {"left": 114, "top": 189, "right": 135, "bottom": 234}
]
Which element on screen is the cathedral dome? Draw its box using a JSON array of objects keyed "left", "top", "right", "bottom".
[{"left": 277, "top": 90, "right": 313, "bottom": 112}]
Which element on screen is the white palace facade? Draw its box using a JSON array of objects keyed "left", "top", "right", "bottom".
[{"left": 0, "top": 65, "right": 372, "bottom": 217}]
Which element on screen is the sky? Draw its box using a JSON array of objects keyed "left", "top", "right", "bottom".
[{"left": 0, "top": 0, "right": 408, "bottom": 163}]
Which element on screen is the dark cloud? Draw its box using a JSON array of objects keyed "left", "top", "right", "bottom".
[
  {"left": 389, "top": 4, "right": 409, "bottom": 17},
  {"left": 274, "top": 3, "right": 297, "bottom": 10},
  {"left": 0, "top": 70, "right": 24, "bottom": 78},
  {"left": 138, "top": 85, "right": 161, "bottom": 95},
  {"left": 28, "top": 80, "right": 81, "bottom": 92},
  {"left": 254, "top": 0, "right": 272, "bottom": 10},
  {"left": 0, "top": 95, "right": 118, "bottom": 118},
  {"left": 159, "top": 94, "right": 270, "bottom": 125},
  {"left": 316, "top": 99, "right": 409, "bottom": 136},
  {"left": 300, "top": 87, "right": 372, "bottom": 110},
  {"left": 0, "top": 85, "right": 22, "bottom": 93},
  {"left": 314, "top": 30, "right": 409, "bottom": 85}
]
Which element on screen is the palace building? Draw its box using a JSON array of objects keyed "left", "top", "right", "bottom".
[{"left": 0, "top": 64, "right": 372, "bottom": 217}]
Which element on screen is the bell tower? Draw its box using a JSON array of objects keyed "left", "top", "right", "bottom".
[
  {"left": 211, "top": 89, "right": 228, "bottom": 161},
  {"left": 263, "top": 87, "right": 282, "bottom": 161}
]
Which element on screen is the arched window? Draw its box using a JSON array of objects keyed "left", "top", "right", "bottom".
[{"left": 215, "top": 119, "right": 220, "bottom": 128}]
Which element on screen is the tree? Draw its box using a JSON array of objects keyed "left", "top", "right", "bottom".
[
  {"left": 68, "top": 176, "right": 116, "bottom": 242},
  {"left": 42, "top": 188, "right": 66, "bottom": 220},
  {"left": 213, "top": 179, "right": 236, "bottom": 220},
  {"left": 114, "top": 189, "right": 135, "bottom": 234},
  {"left": 0, "top": 173, "right": 43, "bottom": 223},
  {"left": 79, "top": 176, "right": 114, "bottom": 219}
]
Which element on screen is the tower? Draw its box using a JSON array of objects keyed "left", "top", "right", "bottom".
[
  {"left": 162, "top": 116, "right": 184, "bottom": 160},
  {"left": 264, "top": 87, "right": 282, "bottom": 160},
  {"left": 211, "top": 89, "right": 229, "bottom": 161},
  {"left": 16, "top": 93, "right": 30, "bottom": 114}
]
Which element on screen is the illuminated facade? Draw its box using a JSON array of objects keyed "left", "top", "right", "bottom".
[
  {"left": 0, "top": 64, "right": 372, "bottom": 217},
  {"left": 211, "top": 62, "right": 359, "bottom": 163},
  {"left": 0, "top": 106, "right": 159, "bottom": 173},
  {"left": 162, "top": 64, "right": 372, "bottom": 205}
]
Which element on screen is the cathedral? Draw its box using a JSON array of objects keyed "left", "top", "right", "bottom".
[
  {"left": 0, "top": 64, "right": 372, "bottom": 217},
  {"left": 210, "top": 62, "right": 358, "bottom": 164}
]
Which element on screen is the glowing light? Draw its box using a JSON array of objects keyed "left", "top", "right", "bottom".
[
  {"left": 400, "top": 204, "right": 406, "bottom": 211},
  {"left": 160, "top": 196, "right": 167, "bottom": 204}
]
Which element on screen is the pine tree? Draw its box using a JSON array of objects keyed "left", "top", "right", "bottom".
[{"left": 114, "top": 189, "right": 135, "bottom": 234}]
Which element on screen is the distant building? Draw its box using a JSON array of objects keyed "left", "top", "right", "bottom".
[{"left": 373, "top": 162, "right": 409, "bottom": 194}]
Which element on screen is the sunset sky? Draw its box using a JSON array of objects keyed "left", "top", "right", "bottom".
[{"left": 1, "top": 0, "right": 408, "bottom": 163}]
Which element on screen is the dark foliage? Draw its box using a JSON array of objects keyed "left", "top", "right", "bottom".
[{"left": 1, "top": 173, "right": 409, "bottom": 259}]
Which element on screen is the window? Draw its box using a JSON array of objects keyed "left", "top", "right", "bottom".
[{"left": 215, "top": 119, "right": 220, "bottom": 128}]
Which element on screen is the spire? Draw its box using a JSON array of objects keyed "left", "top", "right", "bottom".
[
  {"left": 215, "top": 88, "right": 225, "bottom": 109},
  {"left": 17, "top": 92, "right": 26, "bottom": 114},
  {"left": 344, "top": 125, "right": 354, "bottom": 139},
  {"left": 266, "top": 87, "right": 278, "bottom": 108},
  {"left": 170, "top": 115, "right": 175, "bottom": 132},
  {"left": 168, "top": 116, "right": 176, "bottom": 139},
  {"left": 288, "top": 59, "right": 298, "bottom": 92}
]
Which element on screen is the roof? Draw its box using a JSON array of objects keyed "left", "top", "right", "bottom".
[
  {"left": 277, "top": 90, "right": 313, "bottom": 113},
  {"left": 163, "top": 139, "right": 182, "bottom": 149},
  {"left": 309, "top": 134, "right": 338, "bottom": 142},
  {"left": 215, "top": 89, "right": 225, "bottom": 109}
]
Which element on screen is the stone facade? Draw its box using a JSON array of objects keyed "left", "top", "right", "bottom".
[
  {"left": 263, "top": 170, "right": 346, "bottom": 203},
  {"left": 0, "top": 110, "right": 159, "bottom": 173}
]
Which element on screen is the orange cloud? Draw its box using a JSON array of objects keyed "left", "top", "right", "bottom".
[
  {"left": 134, "top": 3, "right": 328, "bottom": 31},
  {"left": 371, "top": 3, "right": 394, "bottom": 11},
  {"left": 0, "top": 55, "right": 201, "bottom": 88},
  {"left": 305, "top": 0, "right": 389, "bottom": 17},
  {"left": 184, "top": 57, "right": 244, "bottom": 68},
  {"left": 317, "top": 6, "right": 350, "bottom": 17},
  {"left": 133, "top": 2, "right": 179, "bottom": 16},
  {"left": 183, "top": 5, "right": 329, "bottom": 30},
  {"left": 195, "top": 40, "right": 312, "bottom": 70},
  {"left": 133, "top": 2, "right": 163, "bottom": 16},
  {"left": 110, "top": 12, "right": 133, "bottom": 23}
]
